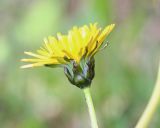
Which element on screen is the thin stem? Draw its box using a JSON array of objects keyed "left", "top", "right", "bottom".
[
  {"left": 135, "top": 61, "right": 160, "bottom": 128},
  {"left": 83, "top": 87, "right": 98, "bottom": 128}
]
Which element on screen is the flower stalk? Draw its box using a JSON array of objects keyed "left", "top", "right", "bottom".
[
  {"left": 83, "top": 87, "right": 98, "bottom": 128},
  {"left": 135, "top": 61, "right": 160, "bottom": 128}
]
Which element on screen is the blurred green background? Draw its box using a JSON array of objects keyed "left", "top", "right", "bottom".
[{"left": 0, "top": 0, "right": 160, "bottom": 128}]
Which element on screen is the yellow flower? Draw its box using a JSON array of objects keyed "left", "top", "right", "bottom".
[
  {"left": 21, "top": 23, "right": 115, "bottom": 88},
  {"left": 21, "top": 23, "right": 115, "bottom": 69}
]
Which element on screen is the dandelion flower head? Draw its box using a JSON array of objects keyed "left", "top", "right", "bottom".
[
  {"left": 21, "top": 23, "right": 115, "bottom": 69},
  {"left": 21, "top": 23, "right": 115, "bottom": 88}
]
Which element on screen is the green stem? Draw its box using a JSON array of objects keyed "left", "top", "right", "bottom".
[
  {"left": 83, "top": 87, "right": 98, "bottom": 128},
  {"left": 135, "top": 61, "right": 160, "bottom": 128}
]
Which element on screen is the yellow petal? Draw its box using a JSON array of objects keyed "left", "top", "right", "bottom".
[
  {"left": 24, "top": 52, "right": 47, "bottom": 59},
  {"left": 98, "top": 24, "right": 115, "bottom": 43}
]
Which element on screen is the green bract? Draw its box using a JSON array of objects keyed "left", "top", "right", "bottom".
[{"left": 64, "top": 58, "right": 95, "bottom": 88}]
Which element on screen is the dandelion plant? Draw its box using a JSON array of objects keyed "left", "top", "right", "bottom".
[{"left": 21, "top": 23, "right": 115, "bottom": 128}]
